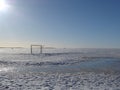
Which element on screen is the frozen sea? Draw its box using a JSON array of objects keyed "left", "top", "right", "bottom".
[{"left": 0, "top": 48, "right": 120, "bottom": 90}]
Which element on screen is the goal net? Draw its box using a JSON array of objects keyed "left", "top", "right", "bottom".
[{"left": 30, "top": 45, "right": 43, "bottom": 54}]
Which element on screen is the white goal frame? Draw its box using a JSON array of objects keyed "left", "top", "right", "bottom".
[{"left": 30, "top": 45, "right": 43, "bottom": 54}]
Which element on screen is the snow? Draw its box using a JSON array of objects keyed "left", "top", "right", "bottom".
[
  {"left": 0, "top": 48, "right": 120, "bottom": 90},
  {"left": 0, "top": 72, "right": 120, "bottom": 90}
]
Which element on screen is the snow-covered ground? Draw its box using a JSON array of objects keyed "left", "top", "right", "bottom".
[
  {"left": 0, "top": 48, "right": 120, "bottom": 90},
  {"left": 1, "top": 72, "right": 120, "bottom": 90}
]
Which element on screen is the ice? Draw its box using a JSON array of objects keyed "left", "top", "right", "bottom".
[{"left": 0, "top": 48, "right": 120, "bottom": 89}]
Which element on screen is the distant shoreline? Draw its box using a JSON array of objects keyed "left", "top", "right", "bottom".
[{"left": 0, "top": 47, "right": 24, "bottom": 49}]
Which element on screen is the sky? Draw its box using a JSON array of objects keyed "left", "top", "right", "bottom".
[{"left": 0, "top": 0, "right": 120, "bottom": 48}]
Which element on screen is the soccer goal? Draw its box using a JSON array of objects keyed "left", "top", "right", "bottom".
[{"left": 30, "top": 45, "right": 43, "bottom": 54}]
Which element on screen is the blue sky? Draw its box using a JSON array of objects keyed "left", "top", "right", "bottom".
[{"left": 0, "top": 0, "right": 120, "bottom": 48}]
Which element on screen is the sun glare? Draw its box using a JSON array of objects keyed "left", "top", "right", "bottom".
[{"left": 0, "top": 0, "right": 9, "bottom": 11}]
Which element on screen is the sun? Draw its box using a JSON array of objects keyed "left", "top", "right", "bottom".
[{"left": 0, "top": 0, "right": 9, "bottom": 11}]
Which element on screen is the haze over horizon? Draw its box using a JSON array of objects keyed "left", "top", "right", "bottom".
[{"left": 0, "top": 0, "right": 120, "bottom": 48}]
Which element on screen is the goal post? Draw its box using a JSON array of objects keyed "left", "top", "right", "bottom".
[{"left": 30, "top": 45, "right": 43, "bottom": 54}]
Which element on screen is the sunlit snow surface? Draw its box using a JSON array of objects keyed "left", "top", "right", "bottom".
[{"left": 0, "top": 48, "right": 120, "bottom": 90}]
